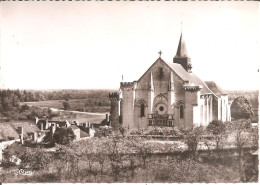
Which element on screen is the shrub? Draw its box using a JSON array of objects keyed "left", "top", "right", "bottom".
[
  {"left": 231, "top": 96, "right": 254, "bottom": 119},
  {"left": 53, "top": 127, "right": 76, "bottom": 145},
  {"left": 184, "top": 127, "right": 204, "bottom": 160},
  {"left": 207, "top": 120, "right": 227, "bottom": 160},
  {"left": 94, "top": 127, "right": 114, "bottom": 137}
]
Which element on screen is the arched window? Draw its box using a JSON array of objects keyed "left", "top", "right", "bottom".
[
  {"left": 140, "top": 104, "right": 145, "bottom": 117},
  {"left": 180, "top": 105, "right": 184, "bottom": 119}
]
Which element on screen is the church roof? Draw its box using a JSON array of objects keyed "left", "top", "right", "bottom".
[
  {"left": 204, "top": 81, "right": 227, "bottom": 97},
  {"left": 166, "top": 62, "right": 213, "bottom": 95},
  {"left": 174, "top": 33, "right": 189, "bottom": 58},
  {"left": 137, "top": 57, "right": 221, "bottom": 98}
]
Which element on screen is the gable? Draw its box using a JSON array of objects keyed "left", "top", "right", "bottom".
[
  {"left": 136, "top": 57, "right": 216, "bottom": 96},
  {"left": 137, "top": 58, "right": 184, "bottom": 85}
]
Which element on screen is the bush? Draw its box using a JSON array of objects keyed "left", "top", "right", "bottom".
[
  {"left": 184, "top": 127, "right": 204, "bottom": 160},
  {"left": 62, "top": 101, "right": 70, "bottom": 110},
  {"left": 94, "top": 127, "right": 114, "bottom": 137},
  {"left": 53, "top": 127, "right": 76, "bottom": 145},
  {"left": 231, "top": 96, "right": 254, "bottom": 119}
]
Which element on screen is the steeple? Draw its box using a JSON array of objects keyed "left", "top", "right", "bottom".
[
  {"left": 173, "top": 33, "right": 192, "bottom": 73},
  {"left": 175, "top": 33, "right": 189, "bottom": 58}
]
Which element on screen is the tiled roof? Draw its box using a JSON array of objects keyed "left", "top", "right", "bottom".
[
  {"left": 165, "top": 61, "right": 213, "bottom": 95},
  {"left": 204, "top": 81, "right": 226, "bottom": 97},
  {"left": 11, "top": 122, "right": 40, "bottom": 138},
  {"left": 0, "top": 123, "right": 20, "bottom": 141},
  {"left": 70, "top": 125, "right": 80, "bottom": 130},
  {"left": 80, "top": 129, "right": 89, "bottom": 138}
]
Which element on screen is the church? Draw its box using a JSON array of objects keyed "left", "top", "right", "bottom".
[{"left": 109, "top": 33, "right": 231, "bottom": 130}]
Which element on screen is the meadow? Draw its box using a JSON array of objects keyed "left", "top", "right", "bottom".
[{"left": 20, "top": 99, "right": 110, "bottom": 113}]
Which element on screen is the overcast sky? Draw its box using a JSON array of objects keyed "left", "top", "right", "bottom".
[{"left": 0, "top": 2, "right": 259, "bottom": 90}]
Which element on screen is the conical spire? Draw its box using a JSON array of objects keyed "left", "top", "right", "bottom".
[
  {"left": 173, "top": 33, "right": 192, "bottom": 73},
  {"left": 149, "top": 72, "right": 154, "bottom": 91},
  {"left": 174, "top": 33, "right": 189, "bottom": 58}
]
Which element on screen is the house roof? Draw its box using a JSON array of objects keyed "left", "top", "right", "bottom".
[
  {"left": 0, "top": 123, "right": 20, "bottom": 141},
  {"left": 80, "top": 129, "right": 89, "bottom": 138},
  {"left": 204, "top": 81, "right": 227, "bottom": 97},
  {"left": 11, "top": 122, "right": 40, "bottom": 138},
  {"left": 70, "top": 125, "right": 80, "bottom": 130}
]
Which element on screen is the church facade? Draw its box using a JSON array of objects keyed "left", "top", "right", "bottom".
[{"left": 109, "top": 34, "right": 231, "bottom": 130}]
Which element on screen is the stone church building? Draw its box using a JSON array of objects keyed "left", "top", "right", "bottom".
[{"left": 109, "top": 33, "right": 231, "bottom": 130}]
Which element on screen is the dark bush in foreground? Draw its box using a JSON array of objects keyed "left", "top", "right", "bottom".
[{"left": 53, "top": 127, "right": 76, "bottom": 145}]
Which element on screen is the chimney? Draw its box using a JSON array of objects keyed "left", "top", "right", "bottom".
[
  {"left": 65, "top": 120, "right": 70, "bottom": 128},
  {"left": 33, "top": 132, "right": 38, "bottom": 142},
  {"left": 40, "top": 123, "right": 44, "bottom": 131},
  {"left": 35, "top": 117, "right": 39, "bottom": 124},
  {"left": 83, "top": 123, "right": 87, "bottom": 128},
  {"left": 106, "top": 114, "right": 109, "bottom": 122},
  {"left": 54, "top": 123, "right": 57, "bottom": 131},
  {"left": 45, "top": 119, "right": 49, "bottom": 129},
  {"left": 18, "top": 127, "right": 24, "bottom": 144},
  {"left": 51, "top": 125, "right": 56, "bottom": 135}
]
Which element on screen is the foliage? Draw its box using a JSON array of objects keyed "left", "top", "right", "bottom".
[
  {"left": 20, "top": 104, "right": 30, "bottom": 112},
  {"left": 137, "top": 141, "right": 152, "bottom": 166},
  {"left": 119, "top": 127, "right": 126, "bottom": 137},
  {"left": 53, "top": 127, "right": 76, "bottom": 145},
  {"left": 2, "top": 143, "right": 26, "bottom": 167},
  {"left": 62, "top": 101, "right": 70, "bottom": 110},
  {"left": 22, "top": 147, "right": 53, "bottom": 171},
  {"left": 231, "top": 96, "right": 254, "bottom": 119},
  {"left": 226, "top": 119, "right": 254, "bottom": 181},
  {"left": 1, "top": 131, "right": 258, "bottom": 183},
  {"left": 207, "top": 120, "right": 227, "bottom": 159},
  {"left": 184, "top": 126, "right": 204, "bottom": 160},
  {"left": 105, "top": 136, "right": 127, "bottom": 181},
  {"left": 94, "top": 127, "right": 114, "bottom": 137},
  {"left": 0, "top": 89, "right": 111, "bottom": 121}
]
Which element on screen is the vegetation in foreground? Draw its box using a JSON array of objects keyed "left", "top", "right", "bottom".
[{"left": 0, "top": 119, "right": 258, "bottom": 183}]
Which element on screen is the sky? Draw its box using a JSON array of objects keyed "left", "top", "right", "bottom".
[{"left": 0, "top": 1, "right": 259, "bottom": 90}]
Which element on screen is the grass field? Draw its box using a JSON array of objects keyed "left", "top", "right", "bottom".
[{"left": 20, "top": 99, "right": 110, "bottom": 113}]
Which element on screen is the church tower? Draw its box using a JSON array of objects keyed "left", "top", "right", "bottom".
[{"left": 173, "top": 33, "right": 192, "bottom": 73}]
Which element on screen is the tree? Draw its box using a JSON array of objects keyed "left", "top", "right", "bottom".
[
  {"left": 20, "top": 104, "right": 30, "bottom": 113},
  {"left": 231, "top": 96, "right": 254, "bottom": 119},
  {"left": 184, "top": 127, "right": 203, "bottom": 160},
  {"left": 207, "top": 120, "right": 226, "bottom": 160},
  {"left": 62, "top": 101, "right": 70, "bottom": 110},
  {"left": 53, "top": 127, "right": 76, "bottom": 145},
  {"left": 227, "top": 120, "right": 251, "bottom": 181}
]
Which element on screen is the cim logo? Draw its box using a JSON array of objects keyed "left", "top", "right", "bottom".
[{"left": 18, "top": 168, "right": 34, "bottom": 175}]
